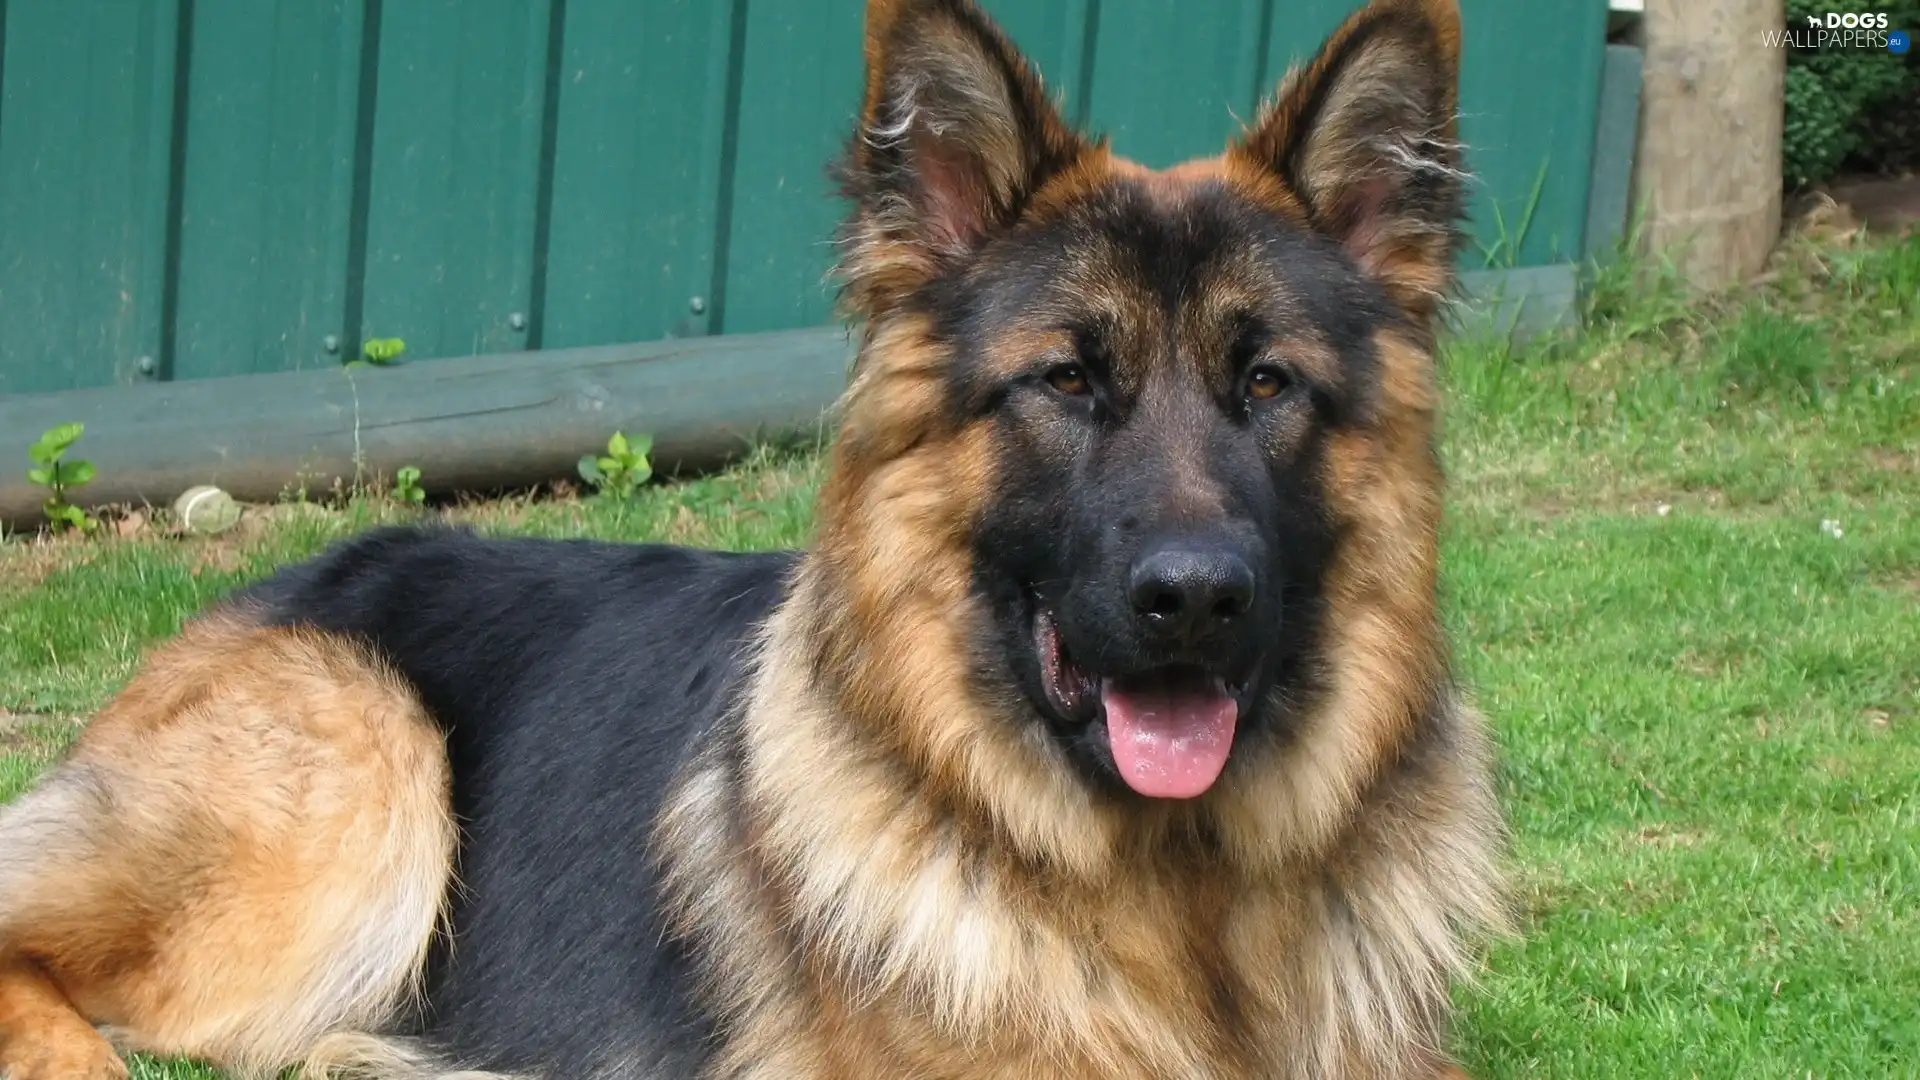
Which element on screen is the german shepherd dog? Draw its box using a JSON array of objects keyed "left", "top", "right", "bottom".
[{"left": 0, "top": 0, "right": 1502, "bottom": 1076}]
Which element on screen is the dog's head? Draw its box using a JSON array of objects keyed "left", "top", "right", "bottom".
[{"left": 812, "top": 0, "right": 1462, "bottom": 836}]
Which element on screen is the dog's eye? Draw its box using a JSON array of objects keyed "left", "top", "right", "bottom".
[
  {"left": 1246, "top": 365, "right": 1291, "bottom": 401},
  {"left": 1045, "top": 363, "right": 1093, "bottom": 396}
]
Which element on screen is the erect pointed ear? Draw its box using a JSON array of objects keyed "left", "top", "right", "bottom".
[
  {"left": 1232, "top": 0, "right": 1467, "bottom": 319},
  {"left": 835, "top": 0, "right": 1090, "bottom": 317}
]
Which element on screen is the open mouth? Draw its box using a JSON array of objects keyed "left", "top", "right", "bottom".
[{"left": 1033, "top": 605, "right": 1242, "bottom": 800}]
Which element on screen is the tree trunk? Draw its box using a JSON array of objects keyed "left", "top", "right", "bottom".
[{"left": 1632, "top": 0, "right": 1786, "bottom": 289}]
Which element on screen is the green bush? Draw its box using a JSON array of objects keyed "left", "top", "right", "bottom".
[{"left": 1782, "top": 0, "right": 1920, "bottom": 188}]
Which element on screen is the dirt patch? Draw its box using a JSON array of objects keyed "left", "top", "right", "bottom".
[
  {"left": 1873, "top": 568, "right": 1920, "bottom": 600},
  {"left": 0, "top": 708, "right": 79, "bottom": 759},
  {"left": 1827, "top": 175, "right": 1920, "bottom": 235},
  {"left": 1629, "top": 822, "right": 1710, "bottom": 850},
  {"left": 235, "top": 500, "right": 342, "bottom": 537},
  {"left": 3, "top": 501, "right": 358, "bottom": 598},
  {"left": 1511, "top": 493, "right": 1580, "bottom": 522},
  {"left": 1865, "top": 447, "right": 1918, "bottom": 475},
  {"left": 1674, "top": 648, "right": 1740, "bottom": 679},
  {"left": 442, "top": 485, "right": 588, "bottom": 532},
  {"left": 0, "top": 532, "right": 100, "bottom": 592},
  {"left": 185, "top": 539, "right": 256, "bottom": 578}
]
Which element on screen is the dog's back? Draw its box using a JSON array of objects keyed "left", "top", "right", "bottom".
[{"left": 243, "top": 527, "right": 795, "bottom": 1074}]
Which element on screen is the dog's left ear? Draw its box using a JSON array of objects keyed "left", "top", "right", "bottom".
[
  {"left": 1233, "top": 0, "right": 1466, "bottom": 319},
  {"left": 835, "top": 0, "right": 1090, "bottom": 318}
]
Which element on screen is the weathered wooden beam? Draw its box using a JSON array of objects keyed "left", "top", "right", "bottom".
[
  {"left": 0, "top": 267, "right": 1580, "bottom": 531},
  {"left": 1, "top": 328, "right": 854, "bottom": 528}
]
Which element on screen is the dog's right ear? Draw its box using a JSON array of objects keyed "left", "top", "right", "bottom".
[{"left": 835, "top": 0, "right": 1089, "bottom": 317}]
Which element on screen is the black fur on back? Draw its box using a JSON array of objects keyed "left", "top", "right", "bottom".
[{"left": 233, "top": 526, "right": 795, "bottom": 1076}]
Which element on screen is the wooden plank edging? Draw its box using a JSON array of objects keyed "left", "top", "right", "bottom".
[
  {"left": 0, "top": 327, "right": 854, "bottom": 527},
  {"left": 0, "top": 267, "right": 1577, "bottom": 529}
]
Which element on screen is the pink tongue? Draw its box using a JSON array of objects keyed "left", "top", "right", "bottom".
[{"left": 1101, "top": 680, "right": 1238, "bottom": 799}]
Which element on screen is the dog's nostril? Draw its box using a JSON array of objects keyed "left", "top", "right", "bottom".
[
  {"left": 1145, "top": 589, "right": 1183, "bottom": 618},
  {"left": 1211, "top": 594, "right": 1246, "bottom": 620}
]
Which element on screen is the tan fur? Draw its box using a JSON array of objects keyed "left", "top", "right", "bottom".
[
  {"left": 0, "top": 615, "right": 471, "bottom": 1080},
  {"left": 0, "top": 955, "right": 127, "bottom": 1079},
  {"left": 297, "top": 1032, "right": 529, "bottom": 1080},
  {"left": 659, "top": 0, "right": 1501, "bottom": 1075}
]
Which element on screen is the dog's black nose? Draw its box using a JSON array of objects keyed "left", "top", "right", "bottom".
[{"left": 1129, "top": 542, "right": 1255, "bottom": 644}]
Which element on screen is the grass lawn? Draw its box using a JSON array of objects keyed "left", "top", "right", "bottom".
[{"left": 3, "top": 228, "right": 1916, "bottom": 1079}]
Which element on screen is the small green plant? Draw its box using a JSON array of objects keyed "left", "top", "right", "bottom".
[
  {"left": 27, "top": 422, "right": 98, "bottom": 534},
  {"left": 394, "top": 465, "right": 426, "bottom": 506},
  {"left": 577, "top": 431, "right": 654, "bottom": 500},
  {"left": 348, "top": 337, "right": 408, "bottom": 368}
]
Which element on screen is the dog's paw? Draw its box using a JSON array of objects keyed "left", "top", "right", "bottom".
[{"left": 0, "top": 1029, "right": 129, "bottom": 1080}]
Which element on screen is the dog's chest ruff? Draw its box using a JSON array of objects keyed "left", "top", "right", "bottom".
[{"left": 655, "top": 624, "right": 1499, "bottom": 1080}]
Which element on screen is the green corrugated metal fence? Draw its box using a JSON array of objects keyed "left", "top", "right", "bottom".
[{"left": 0, "top": 0, "right": 1607, "bottom": 396}]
